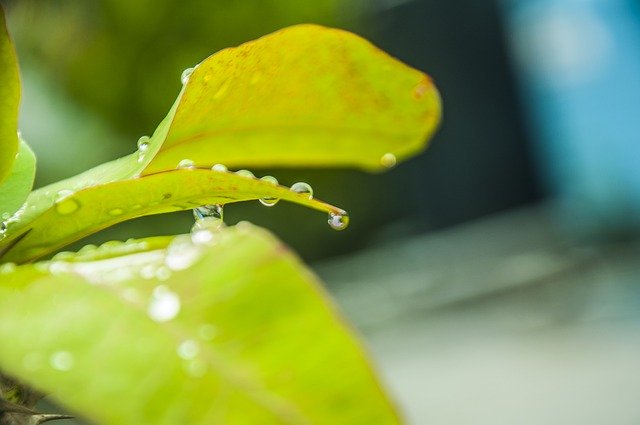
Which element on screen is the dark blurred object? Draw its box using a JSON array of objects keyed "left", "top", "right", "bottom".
[
  {"left": 501, "top": 0, "right": 640, "bottom": 241},
  {"left": 368, "top": 0, "right": 541, "bottom": 234}
]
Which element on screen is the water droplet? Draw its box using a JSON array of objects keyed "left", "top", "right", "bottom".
[
  {"left": 155, "top": 266, "right": 171, "bottom": 281},
  {"left": 108, "top": 208, "right": 124, "bottom": 216},
  {"left": 290, "top": 182, "right": 313, "bottom": 199},
  {"left": 328, "top": 211, "right": 349, "bottom": 231},
  {"left": 177, "top": 340, "right": 199, "bottom": 360},
  {"left": 190, "top": 218, "right": 222, "bottom": 245},
  {"left": 259, "top": 175, "right": 280, "bottom": 206},
  {"left": 147, "top": 285, "right": 181, "bottom": 322},
  {"left": 166, "top": 235, "right": 201, "bottom": 271},
  {"left": 211, "top": 163, "right": 227, "bottom": 173},
  {"left": 137, "top": 136, "right": 150, "bottom": 152},
  {"left": 78, "top": 244, "right": 97, "bottom": 254},
  {"left": 380, "top": 153, "right": 397, "bottom": 168},
  {"left": 178, "top": 159, "right": 195, "bottom": 169},
  {"left": 181, "top": 67, "right": 195, "bottom": 85},
  {"left": 193, "top": 204, "right": 223, "bottom": 221},
  {"left": 50, "top": 351, "right": 74, "bottom": 371},
  {"left": 55, "top": 198, "right": 80, "bottom": 215},
  {"left": 52, "top": 251, "right": 74, "bottom": 261},
  {"left": 198, "top": 324, "right": 218, "bottom": 341},
  {"left": 235, "top": 169, "right": 255, "bottom": 179},
  {"left": 0, "top": 262, "right": 16, "bottom": 274}
]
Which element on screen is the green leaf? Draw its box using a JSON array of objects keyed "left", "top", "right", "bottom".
[
  {"left": 0, "top": 168, "right": 345, "bottom": 263},
  {"left": 142, "top": 24, "right": 441, "bottom": 174},
  {"left": 0, "top": 6, "right": 20, "bottom": 184},
  {"left": 0, "top": 140, "right": 36, "bottom": 218},
  {"left": 0, "top": 224, "right": 400, "bottom": 424}
]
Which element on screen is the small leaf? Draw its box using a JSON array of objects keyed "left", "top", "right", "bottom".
[
  {"left": 0, "top": 140, "right": 36, "bottom": 218},
  {"left": 0, "top": 225, "right": 400, "bottom": 424},
  {"left": 0, "top": 168, "right": 345, "bottom": 263},
  {"left": 142, "top": 24, "right": 441, "bottom": 174},
  {"left": 0, "top": 6, "right": 20, "bottom": 184}
]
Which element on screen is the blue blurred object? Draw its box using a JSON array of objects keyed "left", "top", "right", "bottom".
[{"left": 501, "top": 0, "right": 640, "bottom": 238}]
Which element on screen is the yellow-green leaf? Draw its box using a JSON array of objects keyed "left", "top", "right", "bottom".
[
  {"left": 0, "top": 168, "right": 345, "bottom": 263},
  {"left": 0, "top": 6, "right": 20, "bottom": 184},
  {"left": 0, "top": 225, "right": 400, "bottom": 424},
  {"left": 142, "top": 24, "right": 441, "bottom": 174},
  {"left": 0, "top": 139, "right": 36, "bottom": 218}
]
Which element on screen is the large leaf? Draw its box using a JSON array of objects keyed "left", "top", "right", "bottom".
[
  {"left": 0, "top": 140, "right": 36, "bottom": 218},
  {"left": 0, "top": 224, "right": 400, "bottom": 424},
  {"left": 142, "top": 24, "right": 441, "bottom": 174},
  {"left": 0, "top": 168, "right": 346, "bottom": 263},
  {"left": 0, "top": 6, "right": 20, "bottom": 184}
]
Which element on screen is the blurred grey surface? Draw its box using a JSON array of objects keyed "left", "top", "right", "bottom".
[{"left": 317, "top": 204, "right": 640, "bottom": 424}]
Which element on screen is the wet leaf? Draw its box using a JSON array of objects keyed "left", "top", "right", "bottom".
[
  {"left": 0, "top": 6, "right": 20, "bottom": 184},
  {"left": 142, "top": 24, "right": 441, "bottom": 174},
  {"left": 0, "top": 225, "right": 400, "bottom": 424},
  {"left": 0, "top": 168, "right": 345, "bottom": 263},
  {"left": 0, "top": 140, "right": 36, "bottom": 218}
]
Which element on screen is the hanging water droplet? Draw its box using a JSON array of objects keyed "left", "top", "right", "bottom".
[
  {"left": 178, "top": 159, "right": 195, "bottom": 169},
  {"left": 259, "top": 175, "right": 280, "bottom": 206},
  {"left": 147, "top": 285, "right": 181, "bottom": 322},
  {"left": 380, "top": 152, "right": 397, "bottom": 168},
  {"left": 137, "top": 136, "right": 150, "bottom": 152},
  {"left": 50, "top": 351, "right": 74, "bottom": 371},
  {"left": 177, "top": 340, "right": 199, "bottom": 360},
  {"left": 55, "top": 198, "right": 80, "bottom": 215},
  {"left": 193, "top": 204, "right": 223, "bottom": 221},
  {"left": 328, "top": 211, "right": 350, "bottom": 231},
  {"left": 235, "top": 169, "right": 255, "bottom": 179},
  {"left": 290, "top": 182, "right": 313, "bottom": 199},
  {"left": 211, "top": 163, "right": 227, "bottom": 173},
  {"left": 181, "top": 67, "right": 195, "bottom": 85}
]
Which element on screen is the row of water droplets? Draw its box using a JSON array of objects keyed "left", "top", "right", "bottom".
[{"left": 177, "top": 159, "right": 349, "bottom": 231}]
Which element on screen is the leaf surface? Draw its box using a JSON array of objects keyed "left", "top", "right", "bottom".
[
  {"left": 0, "top": 140, "right": 36, "bottom": 218},
  {"left": 0, "top": 6, "right": 20, "bottom": 183},
  {"left": 142, "top": 24, "right": 441, "bottom": 174},
  {"left": 0, "top": 168, "right": 345, "bottom": 263},
  {"left": 0, "top": 225, "right": 400, "bottom": 424}
]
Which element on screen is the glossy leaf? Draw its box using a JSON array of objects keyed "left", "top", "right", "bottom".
[
  {"left": 0, "top": 140, "right": 36, "bottom": 218},
  {"left": 0, "top": 225, "right": 400, "bottom": 424},
  {"left": 0, "top": 6, "right": 20, "bottom": 184},
  {"left": 0, "top": 168, "right": 345, "bottom": 263},
  {"left": 142, "top": 24, "right": 441, "bottom": 174}
]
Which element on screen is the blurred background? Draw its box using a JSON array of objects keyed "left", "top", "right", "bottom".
[{"left": 2, "top": 0, "right": 640, "bottom": 423}]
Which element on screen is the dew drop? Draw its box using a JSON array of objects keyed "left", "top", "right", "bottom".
[
  {"left": 178, "top": 159, "right": 195, "bottom": 169},
  {"left": 55, "top": 198, "right": 80, "bottom": 215},
  {"left": 0, "top": 262, "right": 16, "bottom": 274},
  {"left": 259, "top": 175, "right": 280, "bottom": 206},
  {"left": 380, "top": 152, "right": 397, "bottom": 168},
  {"left": 235, "top": 169, "right": 255, "bottom": 179},
  {"left": 290, "top": 182, "right": 313, "bottom": 199},
  {"left": 190, "top": 218, "right": 222, "bottom": 244},
  {"left": 177, "top": 340, "right": 199, "bottom": 360},
  {"left": 147, "top": 285, "right": 181, "bottom": 322},
  {"left": 328, "top": 211, "right": 349, "bottom": 231},
  {"left": 50, "top": 351, "right": 74, "bottom": 371},
  {"left": 108, "top": 208, "right": 124, "bottom": 216},
  {"left": 193, "top": 204, "right": 223, "bottom": 221},
  {"left": 211, "top": 163, "right": 227, "bottom": 173},
  {"left": 137, "top": 136, "right": 150, "bottom": 152},
  {"left": 181, "top": 67, "right": 195, "bottom": 85}
]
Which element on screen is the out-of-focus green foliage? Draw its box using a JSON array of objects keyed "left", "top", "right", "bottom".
[
  {"left": 0, "top": 6, "right": 19, "bottom": 183},
  {"left": 0, "top": 225, "right": 401, "bottom": 424},
  {"left": 0, "top": 140, "right": 35, "bottom": 218}
]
